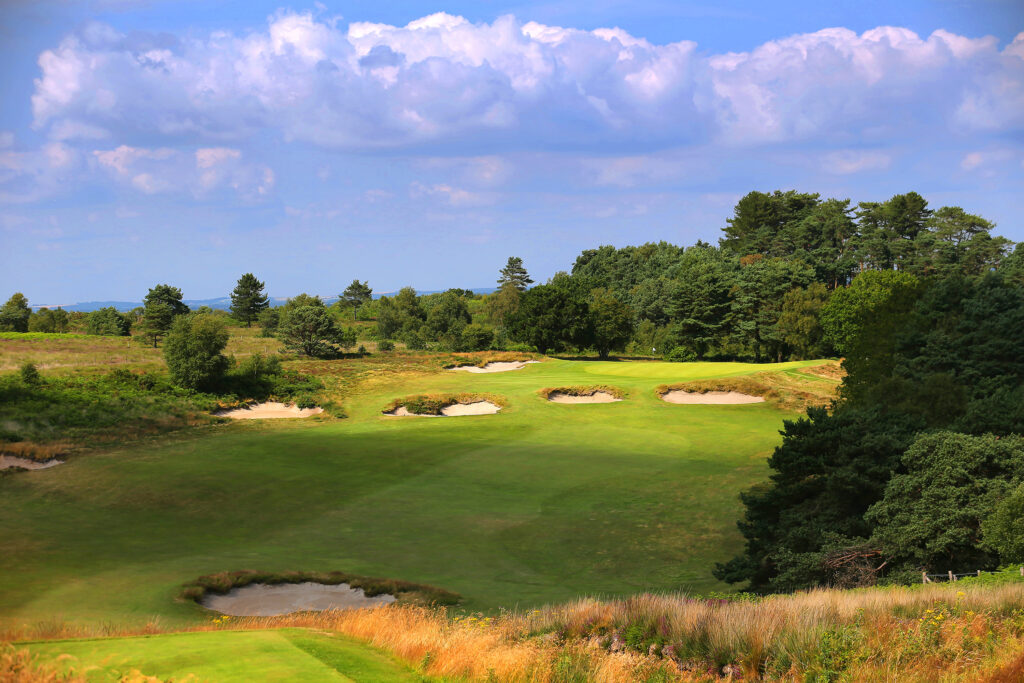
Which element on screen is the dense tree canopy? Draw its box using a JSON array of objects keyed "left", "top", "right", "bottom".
[
  {"left": 0, "top": 293, "right": 31, "bottom": 332},
  {"left": 341, "top": 280, "right": 373, "bottom": 320}
]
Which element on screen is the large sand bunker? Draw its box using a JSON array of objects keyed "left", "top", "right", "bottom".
[
  {"left": 548, "top": 391, "right": 621, "bottom": 404},
  {"left": 0, "top": 456, "right": 64, "bottom": 471},
  {"left": 385, "top": 401, "right": 502, "bottom": 417},
  {"left": 661, "top": 390, "right": 765, "bottom": 405},
  {"left": 202, "top": 582, "right": 396, "bottom": 617},
  {"left": 214, "top": 402, "right": 324, "bottom": 419},
  {"left": 450, "top": 361, "right": 539, "bottom": 373}
]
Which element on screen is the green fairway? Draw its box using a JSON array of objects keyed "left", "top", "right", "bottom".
[
  {"left": 0, "top": 359, "right": 831, "bottom": 627},
  {"left": 19, "top": 629, "right": 423, "bottom": 681}
]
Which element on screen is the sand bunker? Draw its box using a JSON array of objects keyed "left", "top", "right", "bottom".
[
  {"left": 661, "top": 390, "right": 765, "bottom": 405},
  {"left": 385, "top": 401, "right": 501, "bottom": 417},
  {"left": 548, "top": 391, "right": 621, "bottom": 404},
  {"left": 214, "top": 402, "right": 324, "bottom": 419},
  {"left": 450, "top": 361, "right": 539, "bottom": 373},
  {"left": 0, "top": 456, "right": 64, "bottom": 471},
  {"left": 202, "top": 582, "right": 396, "bottom": 617}
]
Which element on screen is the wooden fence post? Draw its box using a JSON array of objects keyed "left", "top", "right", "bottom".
[
  {"left": 977, "top": 570, "right": 982, "bottom": 577},
  {"left": 922, "top": 572, "right": 928, "bottom": 584},
  {"left": 949, "top": 570, "right": 955, "bottom": 582}
]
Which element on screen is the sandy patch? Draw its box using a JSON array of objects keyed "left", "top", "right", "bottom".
[
  {"left": 548, "top": 391, "right": 621, "bottom": 404},
  {"left": 202, "top": 582, "right": 396, "bottom": 617},
  {"left": 384, "top": 401, "right": 502, "bottom": 417},
  {"left": 450, "top": 361, "right": 539, "bottom": 373},
  {"left": 0, "top": 456, "right": 64, "bottom": 471},
  {"left": 661, "top": 390, "right": 765, "bottom": 405},
  {"left": 441, "top": 401, "right": 501, "bottom": 416},
  {"left": 214, "top": 402, "right": 324, "bottom": 419}
]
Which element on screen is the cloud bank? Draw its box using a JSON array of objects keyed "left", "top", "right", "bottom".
[{"left": 28, "top": 12, "right": 1024, "bottom": 152}]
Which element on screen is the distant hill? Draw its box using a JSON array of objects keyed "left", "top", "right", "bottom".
[{"left": 34, "top": 288, "right": 499, "bottom": 312}]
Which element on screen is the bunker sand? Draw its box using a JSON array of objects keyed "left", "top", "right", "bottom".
[
  {"left": 202, "top": 582, "right": 396, "bottom": 616},
  {"left": 450, "top": 361, "right": 539, "bottom": 373},
  {"left": 214, "top": 402, "right": 324, "bottom": 419},
  {"left": 0, "top": 456, "right": 64, "bottom": 470},
  {"left": 661, "top": 390, "right": 765, "bottom": 405},
  {"left": 385, "top": 401, "right": 501, "bottom": 417}
]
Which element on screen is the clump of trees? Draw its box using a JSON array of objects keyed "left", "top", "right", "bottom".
[{"left": 163, "top": 313, "right": 230, "bottom": 391}]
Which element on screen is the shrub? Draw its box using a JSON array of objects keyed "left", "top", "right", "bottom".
[
  {"left": 18, "top": 363, "right": 40, "bottom": 386},
  {"left": 664, "top": 346, "right": 697, "bottom": 362},
  {"left": 163, "top": 314, "right": 230, "bottom": 391},
  {"left": 458, "top": 324, "right": 494, "bottom": 352},
  {"left": 377, "top": 339, "right": 395, "bottom": 352}
]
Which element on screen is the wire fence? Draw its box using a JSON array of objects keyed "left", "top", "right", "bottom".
[{"left": 922, "top": 567, "right": 1024, "bottom": 583}]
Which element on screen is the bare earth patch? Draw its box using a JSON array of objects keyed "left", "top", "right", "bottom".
[
  {"left": 202, "top": 582, "right": 396, "bottom": 616},
  {"left": 661, "top": 390, "right": 765, "bottom": 405},
  {"left": 214, "top": 402, "right": 324, "bottom": 419},
  {"left": 0, "top": 456, "right": 64, "bottom": 471},
  {"left": 547, "top": 391, "right": 622, "bottom": 404},
  {"left": 450, "top": 361, "right": 540, "bottom": 373}
]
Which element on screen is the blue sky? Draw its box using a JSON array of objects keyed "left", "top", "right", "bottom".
[{"left": 1, "top": 0, "right": 1022, "bottom": 305}]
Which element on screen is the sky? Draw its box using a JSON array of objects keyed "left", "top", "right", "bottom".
[{"left": 1, "top": 0, "right": 1022, "bottom": 305}]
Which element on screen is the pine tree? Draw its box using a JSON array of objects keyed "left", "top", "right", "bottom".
[
  {"left": 230, "top": 273, "right": 270, "bottom": 327},
  {"left": 341, "top": 280, "right": 373, "bottom": 320},
  {"left": 497, "top": 257, "right": 534, "bottom": 292}
]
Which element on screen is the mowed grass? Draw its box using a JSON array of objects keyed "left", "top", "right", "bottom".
[
  {"left": 19, "top": 628, "right": 425, "bottom": 682},
  {"left": 0, "top": 358, "right": 834, "bottom": 628}
]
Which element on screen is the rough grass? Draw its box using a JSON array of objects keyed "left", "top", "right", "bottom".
[
  {"left": 536, "top": 385, "right": 625, "bottom": 400},
  {"left": 181, "top": 570, "right": 460, "bottom": 607},
  {"left": 382, "top": 392, "right": 508, "bottom": 415},
  {"left": 9, "top": 581, "right": 1024, "bottom": 682}
]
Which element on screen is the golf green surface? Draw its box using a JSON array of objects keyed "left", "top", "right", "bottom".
[
  {"left": 19, "top": 629, "right": 423, "bottom": 681},
  {"left": 0, "top": 359, "right": 829, "bottom": 627}
]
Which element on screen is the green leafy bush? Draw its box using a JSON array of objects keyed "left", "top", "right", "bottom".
[{"left": 664, "top": 346, "right": 697, "bottom": 362}]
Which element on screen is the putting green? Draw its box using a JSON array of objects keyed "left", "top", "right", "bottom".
[
  {"left": 18, "top": 629, "right": 422, "bottom": 682},
  {"left": 0, "top": 359, "right": 832, "bottom": 627}
]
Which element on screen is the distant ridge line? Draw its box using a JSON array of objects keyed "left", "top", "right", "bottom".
[{"left": 34, "top": 287, "right": 500, "bottom": 312}]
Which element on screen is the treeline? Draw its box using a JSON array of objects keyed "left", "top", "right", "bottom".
[{"left": 716, "top": 268, "right": 1024, "bottom": 591}]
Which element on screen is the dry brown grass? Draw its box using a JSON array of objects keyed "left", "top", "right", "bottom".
[
  {"left": 8, "top": 582, "right": 1024, "bottom": 681},
  {"left": 656, "top": 361, "right": 842, "bottom": 411},
  {"left": 0, "top": 442, "right": 71, "bottom": 462}
]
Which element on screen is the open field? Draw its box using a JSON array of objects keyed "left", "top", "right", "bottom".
[{"left": 0, "top": 355, "right": 837, "bottom": 630}]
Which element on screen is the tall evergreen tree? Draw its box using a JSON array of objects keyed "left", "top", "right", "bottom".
[
  {"left": 497, "top": 257, "right": 534, "bottom": 292},
  {"left": 230, "top": 273, "right": 270, "bottom": 327},
  {"left": 341, "top": 280, "right": 373, "bottom": 320}
]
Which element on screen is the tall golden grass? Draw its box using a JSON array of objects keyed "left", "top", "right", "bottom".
[{"left": 7, "top": 583, "right": 1024, "bottom": 681}]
